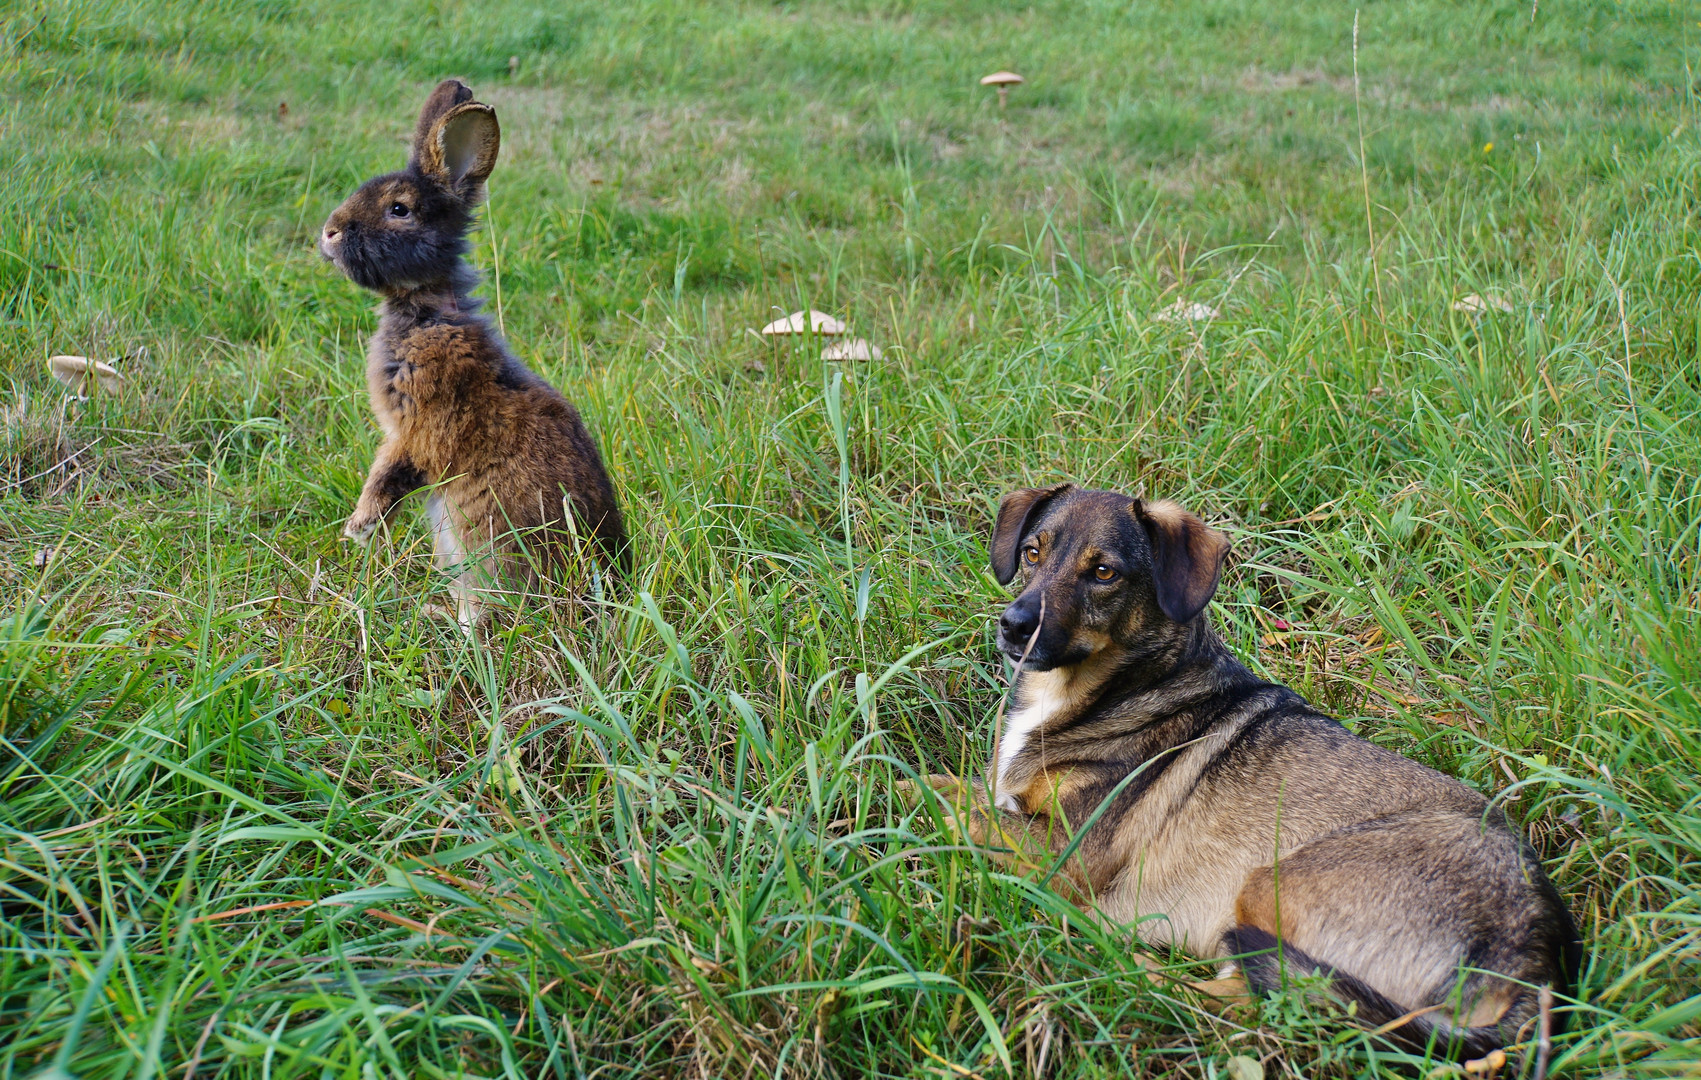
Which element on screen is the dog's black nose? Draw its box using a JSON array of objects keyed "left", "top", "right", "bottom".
[{"left": 1000, "top": 598, "right": 1041, "bottom": 644}]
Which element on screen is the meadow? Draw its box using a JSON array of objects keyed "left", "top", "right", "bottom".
[{"left": 2, "top": 0, "right": 1699, "bottom": 1075}]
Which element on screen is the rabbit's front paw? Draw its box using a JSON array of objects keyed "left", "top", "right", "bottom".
[{"left": 343, "top": 510, "right": 382, "bottom": 543}]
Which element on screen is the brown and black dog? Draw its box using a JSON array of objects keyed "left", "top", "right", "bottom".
[{"left": 911, "top": 484, "right": 1580, "bottom": 1058}]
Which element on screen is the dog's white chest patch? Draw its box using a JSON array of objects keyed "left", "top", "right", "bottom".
[{"left": 995, "top": 670, "right": 1072, "bottom": 811}]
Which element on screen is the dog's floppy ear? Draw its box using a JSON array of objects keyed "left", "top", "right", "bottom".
[
  {"left": 1133, "top": 499, "right": 1231, "bottom": 623},
  {"left": 414, "top": 81, "right": 500, "bottom": 193},
  {"left": 990, "top": 484, "right": 1074, "bottom": 585}
]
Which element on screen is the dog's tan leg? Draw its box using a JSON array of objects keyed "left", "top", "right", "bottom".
[
  {"left": 1189, "top": 972, "right": 1252, "bottom": 1002},
  {"left": 893, "top": 773, "right": 976, "bottom": 807},
  {"left": 898, "top": 774, "right": 1054, "bottom": 860},
  {"left": 902, "top": 779, "right": 1247, "bottom": 1012},
  {"left": 898, "top": 772, "right": 1119, "bottom": 917},
  {"left": 1125, "top": 950, "right": 1251, "bottom": 1003},
  {"left": 897, "top": 775, "right": 1005, "bottom": 853}
]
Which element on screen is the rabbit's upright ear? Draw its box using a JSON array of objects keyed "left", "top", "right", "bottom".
[
  {"left": 413, "top": 81, "right": 500, "bottom": 196},
  {"left": 412, "top": 79, "right": 474, "bottom": 159},
  {"left": 435, "top": 104, "right": 499, "bottom": 191}
]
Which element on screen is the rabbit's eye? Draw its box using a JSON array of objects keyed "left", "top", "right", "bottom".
[{"left": 389, "top": 202, "right": 411, "bottom": 218}]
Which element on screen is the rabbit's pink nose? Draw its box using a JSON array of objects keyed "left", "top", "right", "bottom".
[{"left": 323, "top": 226, "right": 341, "bottom": 242}]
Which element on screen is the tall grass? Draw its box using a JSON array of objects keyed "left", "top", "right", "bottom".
[{"left": 2, "top": 0, "right": 1698, "bottom": 1075}]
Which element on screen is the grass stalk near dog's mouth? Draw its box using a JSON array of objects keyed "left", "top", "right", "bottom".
[{"left": 2, "top": 0, "right": 1699, "bottom": 1075}]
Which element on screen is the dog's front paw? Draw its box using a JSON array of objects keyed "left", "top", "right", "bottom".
[
  {"left": 895, "top": 774, "right": 969, "bottom": 808},
  {"left": 343, "top": 510, "right": 381, "bottom": 543}
]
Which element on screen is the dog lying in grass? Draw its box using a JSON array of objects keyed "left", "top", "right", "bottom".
[{"left": 907, "top": 484, "right": 1580, "bottom": 1059}]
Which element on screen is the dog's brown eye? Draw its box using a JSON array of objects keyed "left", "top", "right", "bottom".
[
  {"left": 1022, "top": 546, "right": 1040, "bottom": 565},
  {"left": 1094, "top": 566, "right": 1116, "bottom": 581},
  {"left": 389, "top": 202, "right": 410, "bottom": 218}
]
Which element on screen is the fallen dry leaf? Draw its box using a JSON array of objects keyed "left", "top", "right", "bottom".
[{"left": 1225, "top": 1056, "right": 1265, "bottom": 1080}]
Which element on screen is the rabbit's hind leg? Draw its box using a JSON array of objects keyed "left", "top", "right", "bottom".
[
  {"left": 428, "top": 496, "right": 487, "bottom": 633},
  {"left": 428, "top": 495, "right": 464, "bottom": 571}
]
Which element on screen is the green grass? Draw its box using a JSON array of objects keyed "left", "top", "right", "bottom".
[{"left": 2, "top": 0, "right": 1699, "bottom": 1075}]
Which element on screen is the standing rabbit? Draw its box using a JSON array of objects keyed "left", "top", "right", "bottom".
[{"left": 319, "top": 79, "right": 627, "bottom": 627}]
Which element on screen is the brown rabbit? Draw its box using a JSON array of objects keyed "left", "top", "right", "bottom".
[{"left": 319, "top": 79, "right": 627, "bottom": 626}]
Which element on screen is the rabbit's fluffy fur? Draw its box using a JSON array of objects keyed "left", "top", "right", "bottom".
[{"left": 321, "top": 79, "right": 626, "bottom": 625}]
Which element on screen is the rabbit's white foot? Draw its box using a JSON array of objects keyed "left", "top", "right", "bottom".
[{"left": 423, "top": 597, "right": 484, "bottom": 636}]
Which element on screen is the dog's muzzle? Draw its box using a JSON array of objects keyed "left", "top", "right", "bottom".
[{"left": 997, "top": 593, "right": 1053, "bottom": 666}]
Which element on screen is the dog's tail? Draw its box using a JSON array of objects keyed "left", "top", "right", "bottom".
[{"left": 1223, "top": 925, "right": 1547, "bottom": 1061}]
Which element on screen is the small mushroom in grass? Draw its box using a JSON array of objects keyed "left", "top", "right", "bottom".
[
  {"left": 980, "top": 71, "right": 1025, "bottom": 109},
  {"left": 760, "top": 310, "right": 848, "bottom": 338},
  {"left": 1150, "top": 300, "right": 1219, "bottom": 324},
  {"left": 821, "top": 338, "right": 882, "bottom": 361},
  {"left": 757, "top": 310, "right": 847, "bottom": 376},
  {"left": 47, "top": 355, "right": 125, "bottom": 399},
  {"left": 1453, "top": 292, "right": 1514, "bottom": 317}
]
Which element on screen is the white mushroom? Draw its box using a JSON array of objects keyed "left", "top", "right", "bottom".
[
  {"left": 1150, "top": 300, "right": 1219, "bottom": 324},
  {"left": 1452, "top": 293, "right": 1514, "bottom": 316},
  {"left": 47, "top": 355, "right": 124, "bottom": 399},
  {"left": 820, "top": 339, "right": 883, "bottom": 361},
  {"left": 760, "top": 310, "right": 848, "bottom": 337},
  {"left": 980, "top": 71, "right": 1025, "bottom": 109}
]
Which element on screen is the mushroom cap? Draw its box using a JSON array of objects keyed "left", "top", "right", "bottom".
[
  {"left": 760, "top": 310, "right": 847, "bottom": 336},
  {"left": 1149, "top": 300, "right": 1219, "bottom": 324},
  {"left": 47, "top": 355, "right": 124, "bottom": 395},
  {"left": 980, "top": 71, "right": 1025, "bottom": 86},
  {"left": 820, "top": 339, "right": 883, "bottom": 361},
  {"left": 1452, "top": 292, "right": 1513, "bottom": 315}
]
